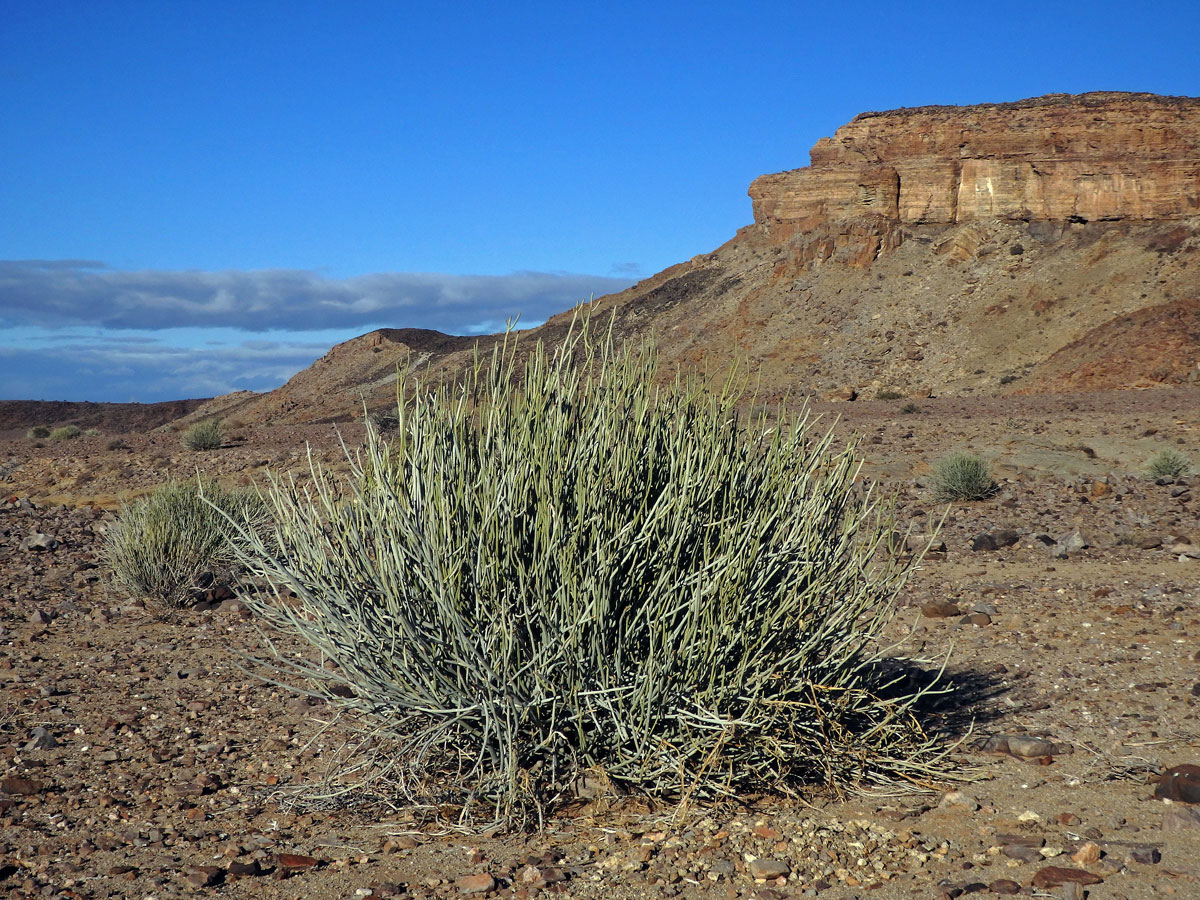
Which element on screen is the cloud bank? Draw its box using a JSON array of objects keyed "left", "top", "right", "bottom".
[
  {"left": 0, "top": 261, "right": 638, "bottom": 402},
  {"left": 0, "top": 261, "right": 635, "bottom": 333},
  {"left": 0, "top": 331, "right": 334, "bottom": 403}
]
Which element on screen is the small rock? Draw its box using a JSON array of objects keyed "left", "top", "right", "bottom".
[
  {"left": 747, "top": 858, "right": 790, "bottom": 880},
  {"left": 275, "top": 853, "right": 320, "bottom": 876},
  {"left": 922, "top": 599, "right": 962, "bottom": 618},
  {"left": 24, "top": 727, "right": 57, "bottom": 750},
  {"left": 960, "top": 612, "right": 992, "bottom": 626},
  {"left": 28, "top": 610, "right": 52, "bottom": 625},
  {"left": 456, "top": 873, "right": 495, "bottom": 894},
  {"left": 1071, "top": 842, "right": 1101, "bottom": 865},
  {"left": 979, "top": 734, "right": 1060, "bottom": 759},
  {"left": 1129, "top": 846, "right": 1162, "bottom": 865},
  {"left": 1052, "top": 529, "right": 1089, "bottom": 557},
  {"left": 382, "top": 835, "right": 421, "bottom": 852},
  {"left": 1154, "top": 764, "right": 1200, "bottom": 803},
  {"left": 183, "top": 865, "right": 224, "bottom": 889},
  {"left": 939, "top": 791, "right": 980, "bottom": 811},
  {"left": 1002, "top": 845, "right": 1042, "bottom": 862},
  {"left": 20, "top": 533, "right": 59, "bottom": 552},
  {"left": 987, "top": 879, "right": 1020, "bottom": 895},
  {"left": 1030, "top": 866, "right": 1103, "bottom": 888},
  {"left": 227, "top": 860, "right": 262, "bottom": 877},
  {"left": 971, "top": 530, "right": 1019, "bottom": 552},
  {"left": 1161, "top": 807, "right": 1200, "bottom": 831},
  {"left": 0, "top": 776, "right": 44, "bottom": 795}
]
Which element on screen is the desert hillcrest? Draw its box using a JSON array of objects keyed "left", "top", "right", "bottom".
[{"left": 187, "top": 91, "right": 1200, "bottom": 426}]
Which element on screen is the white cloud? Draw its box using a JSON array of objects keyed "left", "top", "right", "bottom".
[{"left": 0, "top": 261, "right": 634, "bottom": 333}]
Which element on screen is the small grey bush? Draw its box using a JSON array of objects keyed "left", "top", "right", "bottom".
[
  {"left": 931, "top": 451, "right": 997, "bottom": 501},
  {"left": 26, "top": 425, "right": 50, "bottom": 439},
  {"left": 105, "top": 480, "right": 269, "bottom": 608},
  {"left": 49, "top": 425, "right": 81, "bottom": 441},
  {"left": 231, "top": 320, "right": 954, "bottom": 823},
  {"left": 1146, "top": 448, "right": 1192, "bottom": 480},
  {"left": 182, "top": 420, "right": 223, "bottom": 451}
]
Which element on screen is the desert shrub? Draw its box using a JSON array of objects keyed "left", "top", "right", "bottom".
[
  {"left": 182, "top": 419, "right": 223, "bottom": 451},
  {"left": 231, "top": 321, "right": 952, "bottom": 822},
  {"left": 105, "top": 480, "right": 269, "bottom": 609},
  {"left": 900, "top": 402, "right": 922, "bottom": 414},
  {"left": 83, "top": 427, "right": 101, "bottom": 436},
  {"left": 106, "top": 438, "right": 129, "bottom": 451},
  {"left": 49, "top": 424, "right": 81, "bottom": 441},
  {"left": 1146, "top": 448, "right": 1192, "bottom": 480},
  {"left": 931, "top": 451, "right": 997, "bottom": 501},
  {"left": 26, "top": 425, "right": 50, "bottom": 439},
  {"left": 876, "top": 389, "right": 904, "bottom": 401}
]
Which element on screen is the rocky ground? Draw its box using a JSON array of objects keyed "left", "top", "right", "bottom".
[{"left": 2, "top": 386, "right": 1199, "bottom": 899}]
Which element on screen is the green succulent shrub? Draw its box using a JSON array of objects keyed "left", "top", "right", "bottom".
[
  {"left": 1146, "top": 448, "right": 1192, "bottom": 480},
  {"left": 105, "top": 480, "right": 269, "bottom": 608},
  {"left": 231, "top": 321, "right": 951, "bottom": 822},
  {"left": 49, "top": 424, "right": 81, "bottom": 441},
  {"left": 182, "top": 419, "right": 223, "bottom": 451},
  {"left": 931, "top": 452, "right": 997, "bottom": 501},
  {"left": 26, "top": 425, "right": 50, "bottom": 439}
]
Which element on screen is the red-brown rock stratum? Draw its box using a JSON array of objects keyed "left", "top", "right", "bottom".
[{"left": 175, "top": 91, "right": 1200, "bottom": 427}]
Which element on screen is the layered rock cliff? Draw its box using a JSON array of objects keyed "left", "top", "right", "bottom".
[{"left": 751, "top": 92, "right": 1200, "bottom": 232}]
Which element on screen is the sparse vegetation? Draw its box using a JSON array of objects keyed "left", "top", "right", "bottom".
[
  {"left": 931, "top": 451, "right": 997, "bottom": 501},
  {"left": 182, "top": 419, "right": 223, "bottom": 451},
  {"left": 84, "top": 427, "right": 101, "bottom": 436},
  {"left": 232, "top": 321, "right": 952, "bottom": 823},
  {"left": 900, "top": 401, "right": 922, "bottom": 414},
  {"left": 26, "top": 425, "right": 50, "bottom": 439},
  {"left": 876, "top": 389, "right": 904, "bottom": 401},
  {"left": 1146, "top": 448, "right": 1192, "bottom": 480},
  {"left": 105, "top": 480, "right": 269, "bottom": 609},
  {"left": 49, "top": 425, "right": 81, "bottom": 441},
  {"left": 106, "top": 438, "right": 129, "bottom": 451}
]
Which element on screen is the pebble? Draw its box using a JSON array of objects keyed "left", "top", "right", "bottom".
[
  {"left": 24, "top": 726, "right": 57, "bottom": 750},
  {"left": 20, "top": 532, "right": 59, "bottom": 552},
  {"left": 1070, "top": 841, "right": 1101, "bottom": 865},
  {"left": 456, "top": 873, "right": 496, "bottom": 893},
  {"left": 1161, "top": 807, "right": 1200, "bottom": 831},
  {"left": 747, "top": 858, "right": 790, "bottom": 880},
  {"left": 0, "top": 776, "right": 44, "bottom": 795},
  {"left": 1129, "top": 846, "right": 1162, "bottom": 865},
  {"left": 922, "top": 599, "right": 962, "bottom": 618},
  {"left": 1030, "top": 866, "right": 1103, "bottom": 887},
  {"left": 987, "top": 879, "right": 1020, "bottom": 895}
]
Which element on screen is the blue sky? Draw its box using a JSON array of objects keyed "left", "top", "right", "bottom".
[{"left": 3, "top": 0, "right": 1199, "bottom": 402}]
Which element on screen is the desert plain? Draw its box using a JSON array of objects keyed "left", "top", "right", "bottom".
[{"left": 2, "top": 382, "right": 1199, "bottom": 900}]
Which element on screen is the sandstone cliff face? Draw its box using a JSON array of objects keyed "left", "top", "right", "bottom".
[{"left": 750, "top": 93, "right": 1200, "bottom": 236}]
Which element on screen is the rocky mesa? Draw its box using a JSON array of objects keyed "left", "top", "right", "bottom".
[{"left": 750, "top": 92, "right": 1200, "bottom": 232}]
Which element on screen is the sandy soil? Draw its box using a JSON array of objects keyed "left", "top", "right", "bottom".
[{"left": 2, "top": 387, "right": 1199, "bottom": 899}]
